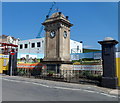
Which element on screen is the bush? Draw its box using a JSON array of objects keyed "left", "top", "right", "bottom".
[
  {"left": 47, "top": 71, "right": 55, "bottom": 76},
  {"left": 79, "top": 71, "right": 102, "bottom": 81}
]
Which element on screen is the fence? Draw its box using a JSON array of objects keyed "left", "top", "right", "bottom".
[
  {"left": 71, "top": 51, "right": 119, "bottom": 60},
  {"left": 73, "top": 64, "right": 103, "bottom": 74},
  {"left": 17, "top": 63, "right": 44, "bottom": 77},
  {"left": 17, "top": 63, "right": 103, "bottom": 85},
  {"left": 71, "top": 51, "right": 102, "bottom": 60}
]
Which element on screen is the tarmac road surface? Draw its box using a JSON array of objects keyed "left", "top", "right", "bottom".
[{"left": 1, "top": 76, "right": 119, "bottom": 101}]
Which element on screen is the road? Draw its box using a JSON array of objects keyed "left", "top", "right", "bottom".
[{"left": 1, "top": 76, "right": 119, "bottom": 101}]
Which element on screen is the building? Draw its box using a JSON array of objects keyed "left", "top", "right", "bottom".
[
  {"left": 18, "top": 37, "right": 83, "bottom": 59},
  {"left": 0, "top": 34, "right": 19, "bottom": 54},
  {"left": 0, "top": 34, "right": 19, "bottom": 45},
  {"left": 0, "top": 34, "right": 19, "bottom": 74},
  {"left": 71, "top": 40, "right": 83, "bottom": 53},
  {"left": 18, "top": 38, "right": 44, "bottom": 59}
]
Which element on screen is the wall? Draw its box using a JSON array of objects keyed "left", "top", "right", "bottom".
[
  {"left": 116, "top": 52, "right": 120, "bottom": 86},
  {"left": 18, "top": 38, "right": 45, "bottom": 54},
  {"left": 18, "top": 38, "right": 44, "bottom": 59},
  {"left": 70, "top": 39, "right": 83, "bottom": 53}
]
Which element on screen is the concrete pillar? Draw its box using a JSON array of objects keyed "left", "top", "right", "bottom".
[{"left": 98, "top": 37, "right": 119, "bottom": 89}]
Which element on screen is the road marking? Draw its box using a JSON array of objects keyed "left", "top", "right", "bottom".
[
  {"left": 2, "top": 78, "right": 21, "bottom": 83},
  {"left": 100, "top": 93, "right": 118, "bottom": 98},
  {"left": 32, "top": 82, "right": 50, "bottom": 88},
  {"left": 54, "top": 86, "right": 82, "bottom": 91},
  {"left": 2, "top": 77, "right": 119, "bottom": 99},
  {"left": 83, "top": 89, "right": 96, "bottom": 93}
]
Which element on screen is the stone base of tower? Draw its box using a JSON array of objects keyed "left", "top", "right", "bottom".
[{"left": 42, "top": 61, "right": 73, "bottom": 76}]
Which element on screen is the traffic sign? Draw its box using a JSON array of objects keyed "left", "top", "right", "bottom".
[{"left": 10, "top": 52, "right": 15, "bottom": 55}]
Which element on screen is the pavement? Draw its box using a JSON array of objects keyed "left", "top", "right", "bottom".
[{"left": 0, "top": 75, "right": 120, "bottom": 101}]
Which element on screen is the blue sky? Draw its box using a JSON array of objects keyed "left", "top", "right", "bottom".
[{"left": 2, "top": 2, "right": 118, "bottom": 49}]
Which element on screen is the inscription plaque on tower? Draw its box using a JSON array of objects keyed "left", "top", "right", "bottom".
[{"left": 42, "top": 12, "right": 73, "bottom": 73}]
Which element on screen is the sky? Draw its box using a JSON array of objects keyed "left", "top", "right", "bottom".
[{"left": 2, "top": 2, "right": 118, "bottom": 49}]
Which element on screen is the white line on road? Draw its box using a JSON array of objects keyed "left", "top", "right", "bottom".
[
  {"left": 2, "top": 77, "right": 119, "bottom": 99},
  {"left": 2, "top": 78, "right": 21, "bottom": 83},
  {"left": 100, "top": 93, "right": 118, "bottom": 98}
]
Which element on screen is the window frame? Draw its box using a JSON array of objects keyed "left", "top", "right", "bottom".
[
  {"left": 37, "top": 42, "right": 41, "bottom": 47},
  {"left": 24, "top": 44, "right": 28, "bottom": 49},
  {"left": 31, "top": 43, "right": 35, "bottom": 48},
  {"left": 20, "top": 44, "right": 23, "bottom": 49}
]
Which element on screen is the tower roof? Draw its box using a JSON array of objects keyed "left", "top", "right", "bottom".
[
  {"left": 50, "top": 12, "right": 65, "bottom": 18},
  {"left": 42, "top": 12, "right": 73, "bottom": 27}
]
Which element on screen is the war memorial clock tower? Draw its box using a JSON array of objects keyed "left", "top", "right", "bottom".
[{"left": 42, "top": 12, "right": 73, "bottom": 72}]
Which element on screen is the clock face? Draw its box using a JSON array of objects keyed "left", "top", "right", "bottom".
[
  {"left": 64, "top": 31, "right": 67, "bottom": 38},
  {"left": 50, "top": 31, "right": 56, "bottom": 38}
]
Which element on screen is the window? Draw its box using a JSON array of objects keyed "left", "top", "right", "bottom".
[
  {"left": 20, "top": 44, "right": 23, "bottom": 49},
  {"left": 31, "top": 43, "right": 35, "bottom": 48},
  {"left": 37, "top": 42, "right": 41, "bottom": 47},
  {"left": 77, "top": 46, "right": 79, "bottom": 50},
  {"left": 24, "top": 44, "right": 28, "bottom": 48}
]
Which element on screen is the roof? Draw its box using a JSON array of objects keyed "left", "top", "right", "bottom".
[
  {"left": 50, "top": 12, "right": 65, "bottom": 18},
  {"left": 0, "top": 34, "right": 18, "bottom": 41},
  {"left": 83, "top": 48, "right": 101, "bottom": 53}
]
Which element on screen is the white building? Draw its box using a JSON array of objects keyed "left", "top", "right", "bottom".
[
  {"left": 70, "top": 40, "right": 83, "bottom": 53},
  {"left": 18, "top": 37, "right": 82, "bottom": 59}
]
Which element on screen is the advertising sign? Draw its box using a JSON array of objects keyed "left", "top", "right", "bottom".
[
  {"left": 73, "top": 65, "right": 103, "bottom": 71},
  {"left": 93, "top": 52, "right": 102, "bottom": 59}
]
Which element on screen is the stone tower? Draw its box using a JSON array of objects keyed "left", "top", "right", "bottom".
[
  {"left": 42, "top": 12, "right": 73, "bottom": 72},
  {"left": 42, "top": 12, "right": 73, "bottom": 63}
]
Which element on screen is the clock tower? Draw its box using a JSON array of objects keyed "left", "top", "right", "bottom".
[{"left": 42, "top": 12, "right": 73, "bottom": 72}]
